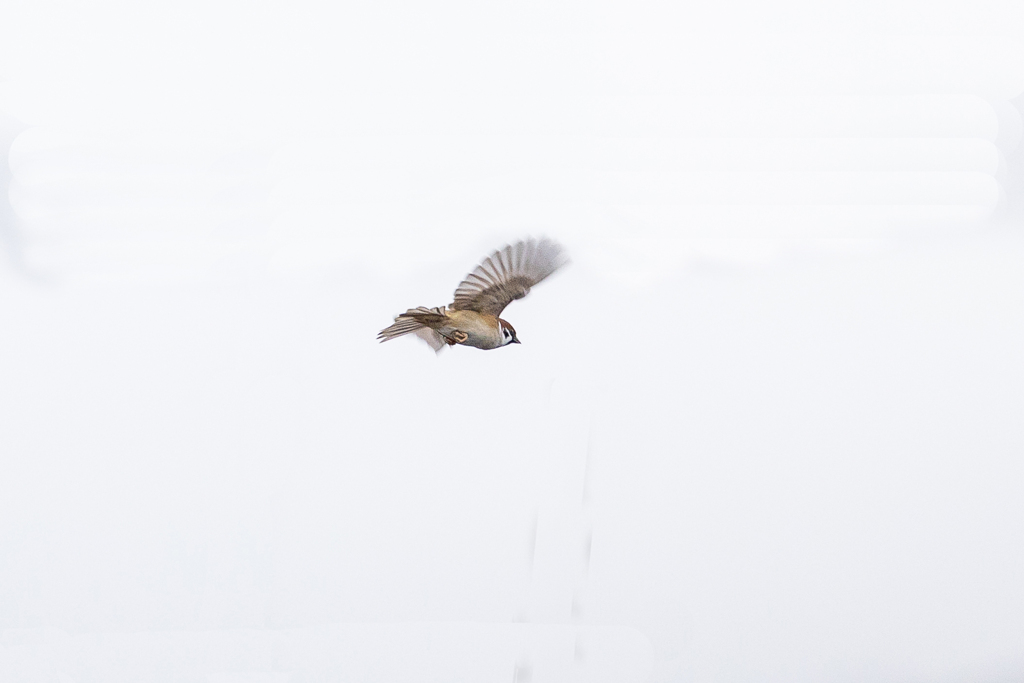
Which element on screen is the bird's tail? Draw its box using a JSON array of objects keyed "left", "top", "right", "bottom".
[{"left": 377, "top": 306, "right": 449, "bottom": 351}]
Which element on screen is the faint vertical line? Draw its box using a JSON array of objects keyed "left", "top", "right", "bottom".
[{"left": 573, "top": 414, "right": 595, "bottom": 655}]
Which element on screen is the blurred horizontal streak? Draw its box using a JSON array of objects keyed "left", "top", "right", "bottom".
[
  {"left": 587, "top": 94, "right": 998, "bottom": 139},
  {"left": 606, "top": 137, "right": 1001, "bottom": 174},
  {"left": 9, "top": 126, "right": 1001, "bottom": 281},
  {"left": 603, "top": 205, "right": 995, "bottom": 239},
  {"left": 602, "top": 170, "right": 999, "bottom": 206},
  {"left": 276, "top": 142, "right": 1000, "bottom": 202},
  {"left": 273, "top": 135, "right": 1002, "bottom": 186}
]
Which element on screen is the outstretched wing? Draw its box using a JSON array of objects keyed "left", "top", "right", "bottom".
[{"left": 450, "top": 238, "right": 568, "bottom": 317}]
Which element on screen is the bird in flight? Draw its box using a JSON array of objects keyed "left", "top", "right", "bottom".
[{"left": 378, "top": 237, "right": 568, "bottom": 351}]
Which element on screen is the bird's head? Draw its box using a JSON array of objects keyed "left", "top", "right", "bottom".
[{"left": 498, "top": 319, "right": 520, "bottom": 346}]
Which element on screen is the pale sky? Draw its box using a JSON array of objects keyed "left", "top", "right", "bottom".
[{"left": 1, "top": 1, "right": 1023, "bottom": 681}]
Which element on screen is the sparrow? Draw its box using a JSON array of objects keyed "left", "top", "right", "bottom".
[{"left": 378, "top": 237, "right": 568, "bottom": 351}]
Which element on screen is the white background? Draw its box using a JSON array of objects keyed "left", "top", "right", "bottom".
[{"left": 2, "top": 1, "right": 1024, "bottom": 681}]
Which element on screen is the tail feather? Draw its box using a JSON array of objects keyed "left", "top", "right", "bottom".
[
  {"left": 377, "top": 306, "right": 448, "bottom": 350},
  {"left": 413, "top": 327, "right": 447, "bottom": 353}
]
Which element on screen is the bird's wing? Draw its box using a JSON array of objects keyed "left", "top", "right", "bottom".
[{"left": 450, "top": 238, "right": 567, "bottom": 317}]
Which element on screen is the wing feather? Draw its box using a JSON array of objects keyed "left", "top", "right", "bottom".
[{"left": 450, "top": 238, "right": 568, "bottom": 317}]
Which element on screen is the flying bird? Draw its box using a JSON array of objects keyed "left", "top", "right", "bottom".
[{"left": 378, "top": 238, "right": 568, "bottom": 351}]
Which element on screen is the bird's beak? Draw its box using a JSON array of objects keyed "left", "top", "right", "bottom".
[{"left": 513, "top": 338, "right": 521, "bottom": 344}]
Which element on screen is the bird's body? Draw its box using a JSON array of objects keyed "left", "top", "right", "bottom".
[
  {"left": 378, "top": 238, "right": 567, "bottom": 352},
  {"left": 437, "top": 309, "right": 505, "bottom": 349}
]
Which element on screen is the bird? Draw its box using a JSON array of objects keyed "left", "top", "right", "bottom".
[{"left": 378, "top": 237, "right": 568, "bottom": 351}]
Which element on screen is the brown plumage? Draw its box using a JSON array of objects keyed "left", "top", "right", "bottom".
[{"left": 377, "top": 238, "right": 568, "bottom": 351}]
